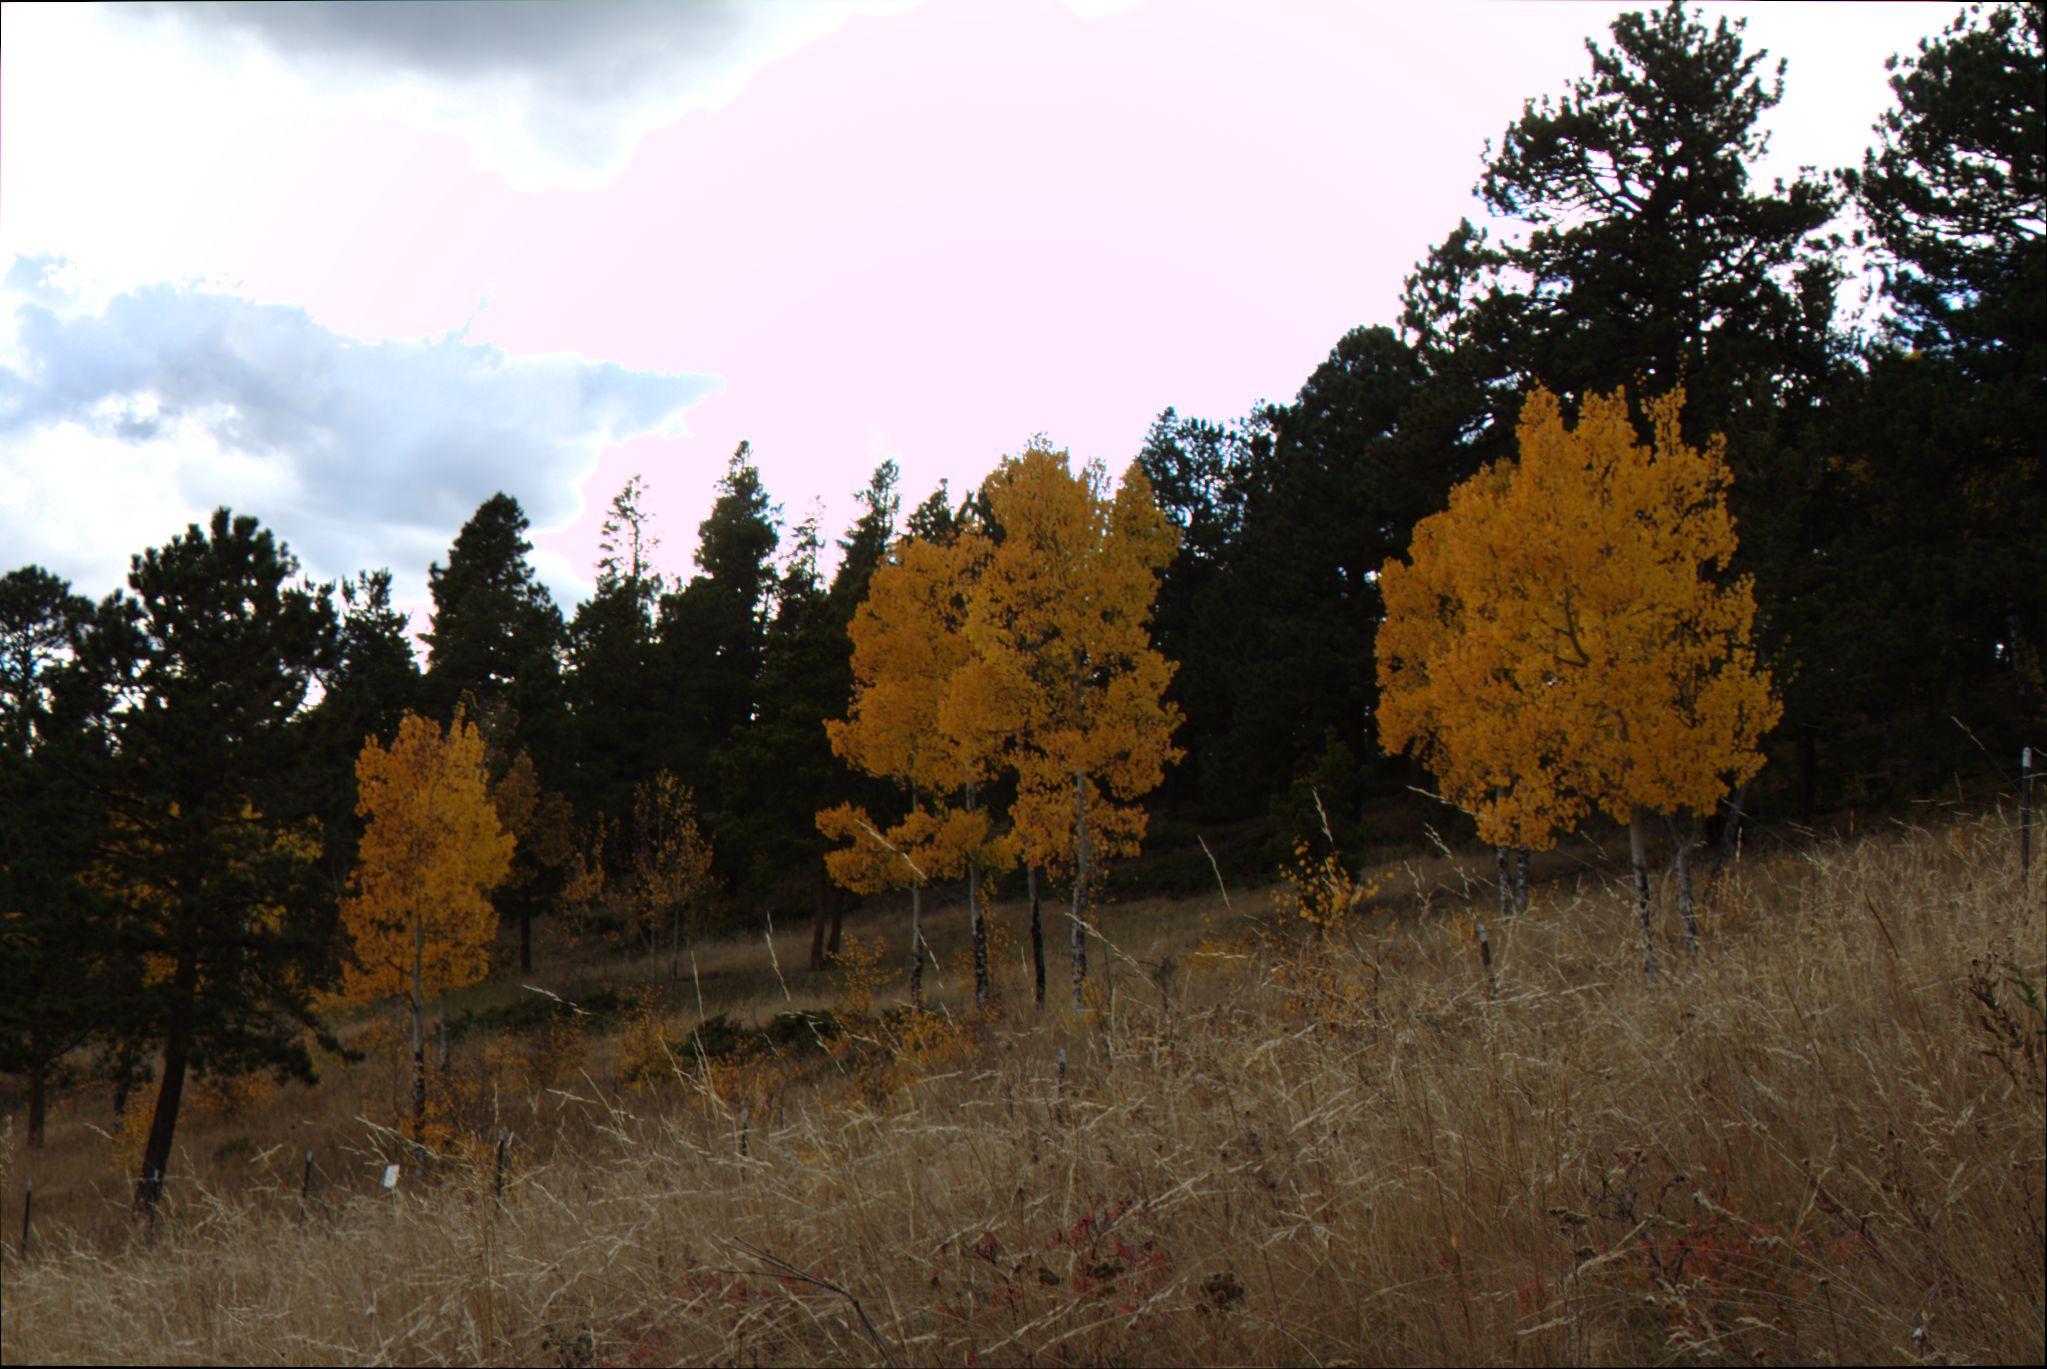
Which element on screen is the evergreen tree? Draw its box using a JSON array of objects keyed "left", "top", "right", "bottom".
[
  {"left": 422, "top": 492, "right": 567, "bottom": 771},
  {"left": 567, "top": 476, "right": 666, "bottom": 826},
  {"left": 1823, "top": 0, "right": 2047, "bottom": 758},
  {"left": 0, "top": 568, "right": 125, "bottom": 1148},
  {"left": 1847, "top": 1, "right": 2044, "bottom": 381},
  {"left": 654, "top": 443, "right": 779, "bottom": 798},
  {"left": 307, "top": 570, "right": 422, "bottom": 901},
  {"left": 88, "top": 511, "right": 344, "bottom": 1209}
]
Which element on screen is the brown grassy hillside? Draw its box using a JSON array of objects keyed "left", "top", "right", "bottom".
[{"left": 2, "top": 810, "right": 2041, "bottom": 1366}]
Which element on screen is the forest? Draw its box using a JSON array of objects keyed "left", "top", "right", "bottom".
[{"left": 2, "top": 4, "right": 2042, "bottom": 1364}]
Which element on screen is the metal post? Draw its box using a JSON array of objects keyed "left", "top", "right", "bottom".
[
  {"left": 494, "top": 1131, "right": 509, "bottom": 1201},
  {"left": 19, "top": 1180, "right": 31, "bottom": 1260},
  {"left": 2022, "top": 746, "right": 2033, "bottom": 900}
]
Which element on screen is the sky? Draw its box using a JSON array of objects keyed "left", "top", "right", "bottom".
[{"left": 1, "top": 0, "right": 1961, "bottom": 630}]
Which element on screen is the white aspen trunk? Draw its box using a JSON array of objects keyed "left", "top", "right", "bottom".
[
  {"left": 1629, "top": 811, "right": 1657, "bottom": 986},
  {"left": 1514, "top": 848, "right": 1530, "bottom": 916},
  {"left": 1497, "top": 845, "right": 1512, "bottom": 922},
  {"left": 1071, "top": 767, "right": 1089, "bottom": 1014}
]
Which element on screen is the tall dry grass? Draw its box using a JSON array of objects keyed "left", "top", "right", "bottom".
[{"left": 2, "top": 812, "right": 2041, "bottom": 1366}]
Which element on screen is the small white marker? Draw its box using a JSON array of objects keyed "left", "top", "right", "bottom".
[{"left": 381, "top": 1163, "right": 400, "bottom": 1190}]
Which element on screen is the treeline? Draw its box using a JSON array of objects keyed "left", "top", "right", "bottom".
[
  {"left": 0, "top": 0, "right": 2040, "bottom": 1196},
  {"left": 1140, "top": 0, "right": 2042, "bottom": 847}
]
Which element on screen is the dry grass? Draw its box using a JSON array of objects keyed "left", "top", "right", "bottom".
[{"left": 2, "top": 811, "right": 2041, "bottom": 1366}]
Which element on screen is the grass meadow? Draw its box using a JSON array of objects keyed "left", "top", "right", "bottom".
[{"left": 1, "top": 807, "right": 2041, "bottom": 1366}]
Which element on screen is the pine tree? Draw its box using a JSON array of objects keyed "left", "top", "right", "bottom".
[
  {"left": 0, "top": 569, "right": 124, "bottom": 1147},
  {"left": 423, "top": 492, "right": 567, "bottom": 772},
  {"left": 88, "top": 510, "right": 344, "bottom": 1208}
]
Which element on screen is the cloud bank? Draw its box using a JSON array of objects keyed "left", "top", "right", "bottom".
[
  {"left": 119, "top": 0, "right": 918, "bottom": 191},
  {"left": 0, "top": 256, "right": 719, "bottom": 608}
]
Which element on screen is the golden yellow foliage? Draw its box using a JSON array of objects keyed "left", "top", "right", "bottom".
[
  {"left": 340, "top": 711, "right": 514, "bottom": 1005},
  {"left": 821, "top": 526, "right": 1009, "bottom": 897},
  {"left": 624, "top": 771, "right": 714, "bottom": 952},
  {"left": 1377, "top": 386, "right": 1779, "bottom": 847},
  {"left": 967, "top": 447, "right": 1182, "bottom": 875}
]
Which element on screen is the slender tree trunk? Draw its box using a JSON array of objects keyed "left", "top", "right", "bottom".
[
  {"left": 410, "top": 914, "right": 427, "bottom": 1135},
  {"left": 1497, "top": 845, "right": 1512, "bottom": 922},
  {"left": 135, "top": 952, "right": 199, "bottom": 1212},
  {"left": 1028, "top": 865, "right": 1046, "bottom": 1010},
  {"left": 1071, "top": 769, "right": 1090, "bottom": 1013},
  {"left": 1707, "top": 781, "right": 1749, "bottom": 889},
  {"left": 519, "top": 908, "right": 533, "bottom": 976},
  {"left": 438, "top": 994, "right": 451, "bottom": 1075},
  {"left": 670, "top": 902, "right": 682, "bottom": 987},
  {"left": 908, "top": 883, "right": 925, "bottom": 1010},
  {"left": 1798, "top": 726, "right": 1818, "bottom": 825},
  {"left": 826, "top": 894, "right": 845, "bottom": 958},
  {"left": 27, "top": 1058, "right": 47, "bottom": 1150},
  {"left": 1668, "top": 814, "right": 1700, "bottom": 955},
  {"left": 809, "top": 885, "right": 829, "bottom": 972},
  {"left": 1514, "top": 849, "right": 1530, "bottom": 916},
  {"left": 1629, "top": 811, "right": 1657, "bottom": 986},
  {"left": 967, "top": 782, "right": 988, "bottom": 1010}
]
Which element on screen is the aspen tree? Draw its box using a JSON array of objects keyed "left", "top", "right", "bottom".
[
  {"left": 342, "top": 710, "right": 514, "bottom": 1132},
  {"left": 968, "top": 448, "right": 1181, "bottom": 1012},
  {"left": 821, "top": 531, "right": 1009, "bottom": 1009},
  {"left": 1378, "top": 387, "right": 1778, "bottom": 980}
]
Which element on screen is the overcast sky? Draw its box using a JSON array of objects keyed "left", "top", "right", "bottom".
[{"left": 1, "top": 0, "right": 1960, "bottom": 625}]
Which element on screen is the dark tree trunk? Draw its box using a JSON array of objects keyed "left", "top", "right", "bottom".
[
  {"left": 1029, "top": 865, "right": 1046, "bottom": 1010},
  {"left": 1798, "top": 726, "right": 1818, "bottom": 825},
  {"left": 519, "top": 908, "right": 533, "bottom": 975},
  {"left": 809, "top": 872, "right": 830, "bottom": 972},
  {"left": 1071, "top": 769, "right": 1090, "bottom": 1013},
  {"left": 1704, "top": 780, "right": 1749, "bottom": 888},
  {"left": 825, "top": 891, "right": 845, "bottom": 958},
  {"left": 908, "top": 884, "right": 925, "bottom": 1009},
  {"left": 27, "top": 1059, "right": 47, "bottom": 1150},
  {"left": 135, "top": 956, "right": 199, "bottom": 1212}
]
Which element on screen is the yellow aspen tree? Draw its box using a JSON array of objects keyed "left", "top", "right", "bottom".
[
  {"left": 341, "top": 710, "right": 514, "bottom": 1132},
  {"left": 489, "top": 749, "right": 575, "bottom": 974},
  {"left": 967, "top": 446, "right": 1181, "bottom": 1012},
  {"left": 821, "top": 529, "right": 1011, "bottom": 1008},
  {"left": 626, "top": 771, "right": 714, "bottom": 985},
  {"left": 1377, "top": 386, "right": 1779, "bottom": 980}
]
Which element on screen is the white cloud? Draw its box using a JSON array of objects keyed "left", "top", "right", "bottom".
[
  {"left": 112, "top": 0, "right": 920, "bottom": 193},
  {"left": 0, "top": 259, "right": 719, "bottom": 607}
]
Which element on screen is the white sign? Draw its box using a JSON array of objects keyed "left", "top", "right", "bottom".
[{"left": 381, "top": 1163, "right": 400, "bottom": 1190}]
